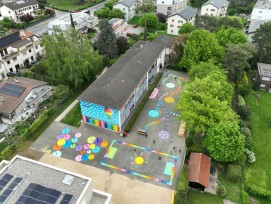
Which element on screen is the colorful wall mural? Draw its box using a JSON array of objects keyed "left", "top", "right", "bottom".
[{"left": 80, "top": 101, "right": 120, "bottom": 132}]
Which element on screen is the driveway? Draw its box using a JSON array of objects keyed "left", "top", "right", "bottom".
[{"left": 128, "top": 24, "right": 143, "bottom": 35}]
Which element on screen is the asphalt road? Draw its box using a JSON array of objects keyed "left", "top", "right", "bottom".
[{"left": 26, "top": 1, "right": 106, "bottom": 36}]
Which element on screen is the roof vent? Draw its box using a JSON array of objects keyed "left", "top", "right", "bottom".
[
  {"left": 62, "top": 175, "right": 74, "bottom": 185},
  {"left": 140, "top": 44, "right": 143, "bottom": 48}
]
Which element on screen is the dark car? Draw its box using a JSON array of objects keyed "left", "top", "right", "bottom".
[{"left": 133, "top": 24, "right": 138, "bottom": 28}]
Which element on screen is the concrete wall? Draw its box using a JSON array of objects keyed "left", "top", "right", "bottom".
[{"left": 251, "top": 8, "right": 271, "bottom": 20}]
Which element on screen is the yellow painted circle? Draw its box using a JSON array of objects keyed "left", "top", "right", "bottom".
[
  {"left": 57, "top": 139, "right": 66, "bottom": 146},
  {"left": 90, "top": 144, "right": 96, "bottom": 149},
  {"left": 134, "top": 156, "right": 144, "bottom": 165},
  {"left": 164, "top": 97, "right": 175, "bottom": 103},
  {"left": 46, "top": 150, "right": 51, "bottom": 153},
  {"left": 89, "top": 154, "right": 95, "bottom": 160},
  {"left": 87, "top": 136, "right": 96, "bottom": 143}
]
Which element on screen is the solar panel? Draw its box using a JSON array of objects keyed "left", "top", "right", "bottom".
[
  {"left": 0, "top": 174, "right": 13, "bottom": 190},
  {"left": 60, "top": 194, "right": 73, "bottom": 204},
  {"left": 0, "top": 83, "right": 26, "bottom": 97},
  {"left": 0, "top": 31, "right": 21, "bottom": 50}
]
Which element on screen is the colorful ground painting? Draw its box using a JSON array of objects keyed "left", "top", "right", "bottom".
[{"left": 100, "top": 140, "right": 178, "bottom": 185}]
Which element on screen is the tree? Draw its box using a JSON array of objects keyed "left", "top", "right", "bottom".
[
  {"left": 136, "top": 4, "right": 155, "bottom": 14},
  {"left": 44, "top": 9, "right": 55, "bottom": 16},
  {"left": 41, "top": 29, "right": 103, "bottom": 88},
  {"left": 156, "top": 13, "right": 166, "bottom": 23},
  {"left": 117, "top": 36, "right": 129, "bottom": 54},
  {"left": 252, "top": 21, "right": 271, "bottom": 63},
  {"left": 188, "top": 61, "right": 224, "bottom": 80},
  {"left": 104, "top": 0, "right": 118, "bottom": 9},
  {"left": 139, "top": 13, "right": 159, "bottom": 30},
  {"left": 53, "top": 84, "right": 70, "bottom": 99},
  {"left": 204, "top": 121, "right": 245, "bottom": 162},
  {"left": 95, "top": 7, "right": 110, "bottom": 18},
  {"left": 215, "top": 27, "right": 247, "bottom": 47},
  {"left": 95, "top": 19, "right": 118, "bottom": 58},
  {"left": 177, "top": 76, "right": 236, "bottom": 134},
  {"left": 20, "top": 14, "right": 34, "bottom": 23},
  {"left": 178, "top": 23, "right": 195, "bottom": 35},
  {"left": 179, "top": 30, "right": 224, "bottom": 69},
  {"left": 108, "top": 8, "right": 124, "bottom": 19}
]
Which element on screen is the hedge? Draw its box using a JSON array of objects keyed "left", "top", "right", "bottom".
[
  {"left": 178, "top": 164, "right": 189, "bottom": 191},
  {"left": 227, "top": 164, "right": 241, "bottom": 182},
  {"left": 241, "top": 185, "right": 250, "bottom": 204},
  {"left": 245, "top": 184, "right": 271, "bottom": 199},
  {"left": 124, "top": 72, "right": 162, "bottom": 132}
]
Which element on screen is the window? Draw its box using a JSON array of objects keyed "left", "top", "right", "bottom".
[
  {"left": 178, "top": 26, "right": 181, "bottom": 28},
  {"left": 7, "top": 60, "right": 10, "bottom": 64},
  {"left": 206, "top": 8, "right": 208, "bottom": 11},
  {"left": 162, "top": 1, "right": 164, "bottom": 3},
  {"left": 35, "top": 46, "right": 38, "bottom": 49},
  {"left": 8, "top": 11, "right": 11, "bottom": 14},
  {"left": 170, "top": 24, "right": 174, "bottom": 27},
  {"left": 171, "top": 30, "right": 173, "bottom": 32},
  {"left": 211, "top": 9, "right": 215, "bottom": 11},
  {"left": 13, "top": 57, "right": 17, "bottom": 61},
  {"left": 29, "top": 49, "right": 32, "bottom": 53},
  {"left": 168, "top": 7, "right": 171, "bottom": 10},
  {"left": 123, "top": 8, "right": 125, "bottom": 11},
  {"left": 259, "top": 10, "right": 262, "bottom": 13},
  {"left": 172, "top": 19, "right": 174, "bottom": 22},
  {"left": 178, "top": 20, "right": 183, "bottom": 23}
]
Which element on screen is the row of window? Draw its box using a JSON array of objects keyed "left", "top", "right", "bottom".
[
  {"left": 169, "top": 24, "right": 181, "bottom": 28},
  {"left": 171, "top": 19, "right": 184, "bottom": 23}
]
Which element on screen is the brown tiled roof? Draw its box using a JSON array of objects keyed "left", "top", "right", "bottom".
[
  {"left": 0, "top": 77, "right": 47, "bottom": 114},
  {"left": 188, "top": 153, "right": 211, "bottom": 188}
]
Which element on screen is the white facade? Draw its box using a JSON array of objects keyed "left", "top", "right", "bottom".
[
  {"left": 113, "top": 1, "right": 137, "bottom": 22},
  {"left": 48, "top": 12, "right": 98, "bottom": 35},
  {"left": 0, "top": 1, "right": 39, "bottom": 21},
  {"left": 200, "top": 0, "right": 229, "bottom": 17},
  {"left": 156, "top": 0, "right": 187, "bottom": 16},
  {"left": 0, "top": 31, "right": 44, "bottom": 79},
  {"left": 250, "top": 0, "right": 271, "bottom": 20}
]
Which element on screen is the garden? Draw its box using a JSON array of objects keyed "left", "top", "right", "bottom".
[{"left": 46, "top": 0, "right": 105, "bottom": 11}]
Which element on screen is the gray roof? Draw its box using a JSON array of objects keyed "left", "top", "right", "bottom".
[
  {"left": 248, "top": 19, "right": 271, "bottom": 33},
  {"left": 170, "top": 6, "right": 197, "bottom": 20},
  {"left": 258, "top": 63, "right": 271, "bottom": 77},
  {"left": 202, "top": 0, "right": 229, "bottom": 8},
  {"left": 79, "top": 41, "right": 165, "bottom": 109},
  {"left": 4, "top": 0, "right": 38, "bottom": 11},
  {"left": 114, "top": 0, "right": 136, "bottom": 8},
  {"left": 152, "top": 35, "right": 175, "bottom": 49},
  {"left": 12, "top": 38, "right": 32, "bottom": 48}
]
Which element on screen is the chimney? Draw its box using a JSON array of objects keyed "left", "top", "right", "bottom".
[
  {"left": 0, "top": 95, "right": 4, "bottom": 102},
  {"left": 19, "top": 30, "right": 25, "bottom": 37}
]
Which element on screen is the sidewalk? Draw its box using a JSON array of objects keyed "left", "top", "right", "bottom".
[{"left": 55, "top": 99, "right": 78, "bottom": 122}]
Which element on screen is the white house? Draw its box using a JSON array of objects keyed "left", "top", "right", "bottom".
[
  {"left": 0, "top": 77, "right": 52, "bottom": 128},
  {"left": 156, "top": 0, "right": 187, "bottom": 16},
  {"left": 0, "top": 30, "right": 44, "bottom": 79},
  {"left": 0, "top": 0, "right": 39, "bottom": 21},
  {"left": 109, "top": 18, "right": 128, "bottom": 37},
  {"left": 113, "top": 0, "right": 137, "bottom": 22},
  {"left": 167, "top": 6, "right": 197, "bottom": 35},
  {"left": 48, "top": 11, "right": 98, "bottom": 35},
  {"left": 200, "top": 0, "right": 229, "bottom": 17}
]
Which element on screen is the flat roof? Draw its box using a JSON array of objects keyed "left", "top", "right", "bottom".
[
  {"left": 0, "top": 156, "right": 90, "bottom": 204},
  {"left": 254, "top": 0, "right": 271, "bottom": 9},
  {"left": 258, "top": 63, "right": 271, "bottom": 77}
]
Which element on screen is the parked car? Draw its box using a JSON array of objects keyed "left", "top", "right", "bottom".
[{"left": 133, "top": 24, "right": 138, "bottom": 28}]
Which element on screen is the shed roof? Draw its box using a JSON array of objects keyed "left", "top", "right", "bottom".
[
  {"left": 202, "top": 0, "right": 229, "bottom": 8},
  {"left": 188, "top": 153, "right": 211, "bottom": 188},
  {"left": 114, "top": 0, "right": 136, "bottom": 8},
  {"left": 79, "top": 41, "right": 165, "bottom": 109}
]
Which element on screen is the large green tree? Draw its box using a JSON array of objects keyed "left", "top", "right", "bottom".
[
  {"left": 41, "top": 29, "right": 102, "bottom": 89},
  {"left": 252, "top": 21, "right": 271, "bottom": 63},
  {"left": 180, "top": 30, "right": 224, "bottom": 69},
  {"left": 95, "top": 19, "right": 119, "bottom": 58},
  {"left": 139, "top": 13, "right": 159, "bottom": 30},
  {"left": 178, "top": 23, "right": 195, "bottom": 35},
  {"left": 204, "top": 121, "right": 245, "bottom": 162},
  {"left": 215, "top": 27, "right": 247, "bottom": 47},
  {"left": 177, "top": 76, "right": 236, "bottom": 134},
  {"left": 95, "top": 7, "right": 110, "bottom": 18},
  {"left": 108, "top": 8, "right": 124, "bottom": 19}
]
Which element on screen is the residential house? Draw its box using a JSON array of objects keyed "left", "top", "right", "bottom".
[
  {"left": 0, "top": 77, "right": 52, "bottom": 128},
  {"left": 188, "top": 153, "right": 211, "bottom": 191},
  {"left": 0, "top": 30, "right": 44, "bottom": 79},
  {"left": 48, "top": 11, "right": 98, "bottom": 35},
  {"left": 113, "top": 0, "right": 137, "bottom": 22},
  {"left": 0, "top": 0, "right": 39, "bottom": 21},
  {"left": 256, "top": 63, "right": 271, "bottom": 92},
  {"left": 167, "top": 6, "right": 197, "bottom": 35},
  {"left": 156, "top": 0, "right": 187, "bottom": 16},
  {"left": 200, "top": 0, "right": 229, "bottom": 17},
  {"left": 246, "top": 0, "right": 271, "bottom": 41},
  {"left": 0, "top": 155, "right": 112, "bottom": 204},
  {"left": 109, "top": 18, "right": 128, "bottom": 38},
  {"left": 79, "top": 37, "right": 175, "bottom": 132}
]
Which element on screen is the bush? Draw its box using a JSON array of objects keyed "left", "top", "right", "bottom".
[
  {"left": 245, "top": 149, "right": 256, "bottom": 163},
  {"left": 157, "top": 23, "right": 167, "bottom": 30},
  {"left": 227, "top": 164, "right": 242, "bottom": 182},
  {"left": 241, "top": 188, "right": 250, "bottom": 204},
  {"left": 178, "top": 164, "right": 189, "bottom": 190},
  {"left": 241, "top": 127, "right": 251, "bottom": 137},
  {"left": 244, "top": 136, "right": 254, "bottom": 150},
  {"left": 245, "top": 184, "right": 271, "bottom": 198},
  {"left": 237, "top": 84, "right": 251, "bottom": 98},
  {"left": 217, "top": 184, "right": 227, "bottom": 197},
  {"left": 44, "top": 8, "right": 55, "bottom": 16},
  {"left": 174, "top": 189, "right": 187, "bottom": 204},
  {"left": 233, "top": 153, "right": 246, "bottom": 167},
  {"left": 156, "top": 13, "right": 166, "bottom": 23},
  {"left": 240, "top": 120, "right": 252, "bottom": 130},
  {"left": 237, "top": 105, "right": 251, "bottom": 120},
  {"left": 128, "top": 33, "right": 139, "bottom": 41},
  {"left": 185, "top": 136, "right": 193, "bottom": 147},
  {"left": 238, "top": 95, "right": 246, "bottom": 106}
]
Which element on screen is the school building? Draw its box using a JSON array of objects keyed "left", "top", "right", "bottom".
[{"left": 79, "top": 36, "right": 175, "bottom": 132}]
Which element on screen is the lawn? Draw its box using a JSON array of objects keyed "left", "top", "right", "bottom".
[
  {"left": 218, "top": 172, "right": 241, "bottom": 203},
  {"left": 46, "top": 0, "right": 104, "bottom": 11},
  {"left": 61, "top": 102, "right": 82, "bottom": 127},
  {"left": 244, "top": 91, "right": 271, "bottom": 193},
  {"left": 128, "top": 16, "right": 141, "bottom": 25},
  {"left": 187, "top": 190, "right": 223, "bottom": 204}
]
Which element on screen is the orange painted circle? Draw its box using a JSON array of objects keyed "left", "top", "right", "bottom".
[
  {"left": 164, "top": 97, "right": 175, "bottom": 103},
  {"left": 88, "top": 154, "right": 95, "bottom": 160},
  {"left": 101, "top": 141, "right": 108, "bottom": 147},
  {"left": 53, "top": 144, "right": 61, "bottom": 151},
  {"left": 80, "top": 150, "right": 86, "bottom": 155}
]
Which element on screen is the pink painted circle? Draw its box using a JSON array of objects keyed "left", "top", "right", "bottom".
[
  {"left": 75, "top": 155, "right": 82, "bottom": 162},
  {"left": 75, "top": 133, "right": 82, "bottom": 138}
]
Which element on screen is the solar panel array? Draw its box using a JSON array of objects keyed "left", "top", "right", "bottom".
[
  {"left": 0, "top": 177, "right": 23, "bottom": 203},
  {"left": 16, "top": 183, "right": 62, "bottom": 204},
  {"left": 60, "top": 194, "right": 73, "bottom": 204},
  {"left": 0, "top": 83, "right": 26, "bottom": 97},
  {"left": 0, "top": 174, "right": 13, "bottom": 190},
  {"left": 0, "top": 31, "right": 21, "bottom": 50}
]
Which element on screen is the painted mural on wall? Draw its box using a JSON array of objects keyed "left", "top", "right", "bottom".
[{"left": 80, "top": 101, "right": 119, "bottom": 125}]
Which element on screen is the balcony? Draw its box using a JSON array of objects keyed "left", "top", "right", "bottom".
[{"left": 2, "top": 51, "right": 19, "bottom": 60}]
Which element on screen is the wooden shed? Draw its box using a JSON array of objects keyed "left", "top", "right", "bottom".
[{"left": 188, "top": 153, "right": 211, "bottom": 191}]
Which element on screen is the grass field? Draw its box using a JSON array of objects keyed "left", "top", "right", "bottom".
[
  {"left": 128, "top": 16, "right": 141, "bottom": 25},
  {"left": 61, "top": 102, "right": 82, "bottom": 127},
  {"left": 244, "top": 91, "right": 271, "bottom": 192},
  {"left": 46, "top": 0, "right": 104, "bottom": 11},
  {"left": 187, "top": 190, "right": 223, "bottom": 204}
]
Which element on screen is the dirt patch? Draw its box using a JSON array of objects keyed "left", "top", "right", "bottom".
[{"left": 17, "top": 141, "right": 44, "bottom": 161}]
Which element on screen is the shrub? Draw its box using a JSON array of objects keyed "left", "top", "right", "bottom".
[
  {"left": 244, "top": 136, "right": 254, "bottom": 150},
  {"left": 178, "top": 164, "right": 189, "bottom": 191},
  {"left": 44, "top": 8, "right": 55, "bottom": 16},
  {"left": 128, "top": 33, "right": 139, "bottom": 41},
  {"left": 237, "top": 105, "right": 251, "bottom": 120},
  {"left": 217, "top": 184, "right": 227, "bottom": 197},
  {"left": 20, "top": 14, "right": 34, "bottom": 23},
  {"left": 174, "top": 189, "right": 187, "bottom": 204},
  {"left": 245, "top": 149, "right": 256, "bottom": 163},
  {"left": 227, "top": 164, "right": 242, "bottom": 182},
  {"left": 240, "top": 120, "right": 252, "bottom": 130},
  {"left": 185, "top": 136, "right": 193, "bottom": 147},
  {"left": 241, "top": 127, "right": 251, "bottom": 137},
  {"left": 238, "top": 95, "right": 246, "bottom": 106},
  {"left": 157, "top": 23, "right": 167, "bottom": 30},
  {"left": 156, "top": 13, "right": 166, "bottom": 23},
  {"left": 245, "top": 184, "right": 271, "bottom": 198},
  {"left": 237, "top": 84, "right": 251, "bottom": 98},
  {"left": 233, "top": 153, "right": 246, "bottom": 167},
  {"left": 241, "top": 188, "right": 250, "bottom": 204}
]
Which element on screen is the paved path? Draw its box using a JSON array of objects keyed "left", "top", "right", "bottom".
[
  {"left": 55, "top": 99, "right": 78, "bottom": 122},
  {"left": 40, "top": 154, "right": 173, "bottom": 204}
]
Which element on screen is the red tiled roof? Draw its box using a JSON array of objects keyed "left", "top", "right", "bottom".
[{"left": 188, "top": 153, "right": 211, "bottom": 188}]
